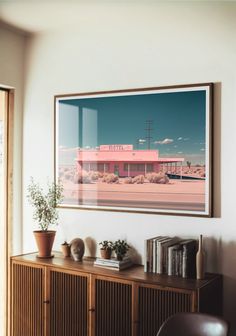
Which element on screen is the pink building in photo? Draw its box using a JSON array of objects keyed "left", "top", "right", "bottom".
[{"left": 76, "top": 144, "right": 184, "bottom": 177}]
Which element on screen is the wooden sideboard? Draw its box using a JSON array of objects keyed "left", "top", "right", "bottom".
[{"left": 10, "top": 252, "right": 223, "bottom": 336}]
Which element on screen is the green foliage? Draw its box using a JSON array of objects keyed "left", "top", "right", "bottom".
[
  {"left": 113, "top": 239, "right": 130, "bottom": 258},
  {"left": 27, "top": 178, "right": 63, "bottom": 231},
  {"left": 187, "top": 161, "right": 191, "bottom": 169},
  {"left": 99, "top": 240, "right": 113, "bottom": 250}
]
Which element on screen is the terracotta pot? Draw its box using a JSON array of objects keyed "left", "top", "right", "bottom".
[
  {"left": 33, "top": 230, "right": 56, "bottom": 258},
  {"left": 61, "top": 243, "right": 71, "bottom": 257},
  {"left": 100, "top": 248, "right": 112, "bottom": 259}
]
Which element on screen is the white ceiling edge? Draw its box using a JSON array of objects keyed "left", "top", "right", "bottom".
[{"left": 0, "top": 1, "right": 234, "bottom": 34}]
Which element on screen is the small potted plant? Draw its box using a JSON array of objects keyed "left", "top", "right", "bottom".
[
  {"left": 99, "top": 240, "right": 113, "bottom": 259},
  {"left": 61, "top": 241, "right": 71, "bottom": 257},
  {"left": 113, "top": 239, "right": 130, "bottom": 261},
  {"left": 27, "top": 177, "right": 63, "bottom": 258}
]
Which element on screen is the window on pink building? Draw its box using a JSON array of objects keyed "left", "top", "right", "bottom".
[
  {"left": 123, "top": 163, "right": 153, "bottom": 172},
  {"left": 82, "top": 163, "right": 110, "bottom": 172}
]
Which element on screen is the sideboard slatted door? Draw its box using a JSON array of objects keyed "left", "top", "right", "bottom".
[
  {"left": 11, "top": 262, "right": 45, "bottom": 336},
  {"left": 95, "top": 277, "right": 132, "bottom": 336},
  {"left": 138, "top": 285, "right": 194, "bottom": 336},
  {"left": 49, "top": 269, "right": 89, "bottom": 336}
]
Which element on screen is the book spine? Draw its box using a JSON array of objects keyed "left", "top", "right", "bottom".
[
  {"left": 156, "top": 242, "right": 161, "bottom": 274},
  {"left": 168, "top": 247, "right": 173, "bottom": 276},
  {"left": 96, "top": 256, "right": 129, "bottom": 264},
  {"left": 95, "top": 259, "right": 131, "bottom": 267},
  {"left": 153, "top": 239, "right": 156, "bottom": 273},
  {"left": 95, "top": 259, "right": 130, "bottom": 266},
  {"left": 178, "top": 249, "right": 183, "bottom": 277},
  {"left": 144, "top": 239, "right": 148, "bottom": 272},
  {"left": 182, "top": 245, "right": 187, "bottom": 278},
  {"left": 149, "top": 239, "right": 153, "bottom": 273},
  {"left": 147, "top": 239, "right": 150, "bottom": 272}
]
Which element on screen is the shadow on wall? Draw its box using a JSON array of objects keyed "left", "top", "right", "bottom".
[
  {"left": 218, "top": 240, "right": 236, "bottom": 336},
  {"left": 128, "top": 245, "right": 142, "bottom": 265},
  {"left": 204, "top": 237, "right": 236, "bottom": 336},
  {"left": 204, "top": 236, "right": 222, "bottom": 273}
]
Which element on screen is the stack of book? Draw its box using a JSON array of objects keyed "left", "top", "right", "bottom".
[
  {"left": 94, "top": 256, "right": 133, "bottom": 271},
  {"left": 144, "top": 236, "right": 197, "bottom": 278}
]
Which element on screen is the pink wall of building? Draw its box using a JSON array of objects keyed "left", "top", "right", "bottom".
[{"left": 76, "top": 145, "right": 184, "bottom": 177}]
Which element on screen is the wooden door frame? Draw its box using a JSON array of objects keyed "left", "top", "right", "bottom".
[{"left": 0, "top": 87, "right": 14, "bottom": 336}]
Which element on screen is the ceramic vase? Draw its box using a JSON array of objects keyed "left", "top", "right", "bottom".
[
  {"left": 196, "top": 234, "right": 205, "bottom": 279},
  {"left": 70, "top": 238, "right": 85, "bottom": 261}
]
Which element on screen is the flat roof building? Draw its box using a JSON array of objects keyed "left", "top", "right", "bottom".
[{"left": 76, "top": 144, "right": 184, "bottom": 177}]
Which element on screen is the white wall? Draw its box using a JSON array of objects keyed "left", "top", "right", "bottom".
[
  {"left": 22, "top": 2, "right": 236, "bottom": 333},
  {"left": 0, "top": 24, "right": 26, "bottom": 254}
]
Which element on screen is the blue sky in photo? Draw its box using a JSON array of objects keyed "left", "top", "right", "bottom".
[{"left": 58, "top": 90, "right": 206, "bottom": 165}]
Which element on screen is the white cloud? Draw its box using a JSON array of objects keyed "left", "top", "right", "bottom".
[
  {"left": 200, "top": 148, "right": 205, "bottom": 151},
  {"left": 178, "top": 151, "right": 183, "bottom": 154},
  {"left": 154, "top": 138, "right": 174, "bottom": 145},
  {"left": 177, "top": 137, "right": 189, "bottom": 141},
  {"left": 138, "top": 139, "right": 146, "bottom": 144}
]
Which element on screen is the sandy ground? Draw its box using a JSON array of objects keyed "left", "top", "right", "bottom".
[{"left": 61, "top": 178, "right": 205, "bottom": 211}]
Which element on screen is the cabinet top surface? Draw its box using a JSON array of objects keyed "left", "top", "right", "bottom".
[{"left": 11, "top": 252, "right": 221, "bottom": 290}]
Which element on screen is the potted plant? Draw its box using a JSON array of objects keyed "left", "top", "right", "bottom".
[
  {"left": 99, "top": 240, "right": 113, "bottom": 259},
  {"left": 61, "top": 241, "right": 71, "bottom": 257},
  {"left": 27, "top": 178, "right": 63, "bottom": 258},
  {"left": 113, "top": 239, "right": 130, "bottom": 261}
]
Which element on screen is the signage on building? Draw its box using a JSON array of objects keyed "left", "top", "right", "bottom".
[{"left": 100, "top": 144, "right": 133, "bottom": 151}]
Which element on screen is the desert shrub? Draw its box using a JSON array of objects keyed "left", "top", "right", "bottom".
[
  {"left": 89, "top": 171, "right": 100, "bottom": 181},
  {"left": 200, "top": 173, "right": 205, "bottom": 178},
  {"left": 124, "top": 177, "right": 133, "bottom": 184},
  {"left": 64, "top": 172, "right": 73, "bottom": 181},
  {"left": 102, "top": 173, "right": 109, "bottom": 182},
  {"left": 159, "top": 175, "right": 169, "bottom": 184},
  {"left": 146, "top": 172, "right": 169, "bottom": 184},
  {"left": 74, "top": 170, "right": 91, "bottom": 184},
  {"left": 102, "top": 173, "right": 119, "bottom": 184},
  {"left": 132, "top": 175, "right": 145, "bottom": 184}
]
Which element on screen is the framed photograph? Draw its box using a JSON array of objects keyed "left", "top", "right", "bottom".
[{"left": 54, "top": 83, "right": 213, "bottom": 217}]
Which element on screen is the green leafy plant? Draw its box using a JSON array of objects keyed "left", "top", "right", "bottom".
[
  {"left": 27, "top": 178, "right": 63, "bottom": 231},
  {"left": 113, "top": 239, "right": 130, "bottom": 260},
  {"left": 99, "top": 240, "right": 113, "bottom": 250}
]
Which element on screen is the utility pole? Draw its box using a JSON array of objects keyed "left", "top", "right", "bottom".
[{"left": 145, "top": 120, "right": 153, "bottom": 150}]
